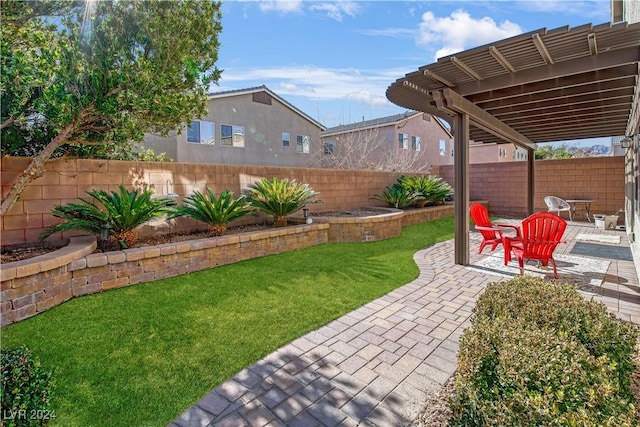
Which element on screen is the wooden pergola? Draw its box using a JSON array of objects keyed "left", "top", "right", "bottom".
[{"left": 386, "top": 21, "right": 640, "bottom": 266}]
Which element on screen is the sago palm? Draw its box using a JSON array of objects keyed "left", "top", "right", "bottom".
[
  {"left": 244, "top": 178, "right": 318, "bottom": 227},
  {"left": 371, "top": 182, "right": 415, "bottom": 209},
  {"left": 170, "top": 188, "right": 252, "bottom": 236},
  {"left": 41, "top": 185, "right": 176, "bottom": 248}
]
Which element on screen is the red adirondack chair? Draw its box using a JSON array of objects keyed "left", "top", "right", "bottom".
[
  {"left": 503, "top": 212, "right": 567, "bottom": 279},
  {"left": 469, "top": 203, "right": 521, "bottom": 254}
]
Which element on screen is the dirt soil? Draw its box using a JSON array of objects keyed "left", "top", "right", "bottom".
[{"left": 0, "top": 224, "right": 271, "bottom": 263}]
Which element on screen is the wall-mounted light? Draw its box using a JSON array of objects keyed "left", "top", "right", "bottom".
[{"left": 620, "top": 136, "right": 633, "bottom": 149}]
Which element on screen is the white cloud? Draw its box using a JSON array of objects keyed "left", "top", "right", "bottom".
[
  {"left": 308, "top": 1, "right": 360, "bottom": 22},
  {"left": 254, "top": 0, "right": 360, "bottom": 21},
  {"left": 345, "top": 90, "right": 387, "bottom": 107},
  {"left": 416, "top": 9, "right": 523, "bottom": 61},
  {"left": 257, "top": 0, "right": 303, "bottom": 14},
  {"left": 219, "top": 65, "right": 402, "bottom": 108}
]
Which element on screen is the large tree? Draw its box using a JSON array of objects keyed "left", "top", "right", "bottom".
[{"left": 0, "top": 0, "right": 223, "bottom": 216}]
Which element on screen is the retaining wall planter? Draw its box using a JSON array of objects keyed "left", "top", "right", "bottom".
[
  {"left": 0, "top": 204, "right": 456, "bottom": 326},
  {"left": 305, "top": 208, "right": 404, "bottom": 242},
  {"left": 0, "top": 224, "right": 329, "bottom": 326}
]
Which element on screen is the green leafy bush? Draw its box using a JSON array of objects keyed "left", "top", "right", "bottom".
[
  {"left": 371, "top": 181, "right": 416, "bottom": 208},
  {"left": 1, "top": 347, "right": 55, "bottom": 427},
  {"left": 170, "top": 188, "right": 252, "bottom": 236},
  {"left": 40, "top": 185, "right": 176, "bottom": 248},
  {"left": 400, "top": 175, "right": 453, "bottom": 206},
  {"left": 244, "top": 178, "right": 318, "bottom": 227},
  {"left": 450, "top": 276, "right": 639, "bottom": 427},
  {"left": 373, "top": 175, "right": 453, "bottom": 208}
]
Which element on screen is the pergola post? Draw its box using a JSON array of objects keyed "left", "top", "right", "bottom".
[
  {"left": 454, "top": 112, "right": 470, "bottom": 265},
  {"left": 527, "top": 148, "right": 535, "bottom": 215}
]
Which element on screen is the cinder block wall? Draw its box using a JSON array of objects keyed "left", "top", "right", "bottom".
[
  {"left": 2, "top": 156, "right": 625, "bottom": 248},
  {"left": 1, "top": 157, "right": 405, "bottom": 247},
  {"left": 435, "top": 156, "right": 625, "bottom": 218}
]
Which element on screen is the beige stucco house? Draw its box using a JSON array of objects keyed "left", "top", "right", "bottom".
[
  {"left": 318, "top": 111, "right": 454, "bottom": 172},
  {"left": 141, "top": 86, "right": 326, "bottom": 167},
  {"left": 470, "top": 142, "right": 529, "bottom": 164}
]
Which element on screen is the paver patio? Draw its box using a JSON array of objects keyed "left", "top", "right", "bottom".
[{"left": 170, "top": 220, "right": 639, "bottom": 427}]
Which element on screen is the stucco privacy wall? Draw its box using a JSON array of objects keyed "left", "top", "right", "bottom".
[
  {"left": 434, "top": 156, "right": 625, "bottom": 219},
  {"left": 0, "top": 157, "right": 405, "bottom": 247}
]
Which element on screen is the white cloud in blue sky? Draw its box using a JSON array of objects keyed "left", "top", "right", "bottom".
[
  {"left": 308, "top": 1, "right": 361, "bottom": 21},
  {"left": 217, "top": 0, "right": 612, "bottom": 130},
  {"left": 416, "top": 10, "right": 523, "bottom": 60}
]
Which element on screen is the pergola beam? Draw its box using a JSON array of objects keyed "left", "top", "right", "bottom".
[
  {"left": 467, "top": 64, "right": 639, "bottom": 103},
  {"left": 467, "top": 64, "right": 637, "bottom": 103},
  {"left": 451, "top": 57, "right": 482, "bottom": 81},
  {"left": 532, "top": 33, "right": 554, "bottom": 65},
  {"left": 489, "top": 46, "right": 517, "bottom": 73},
  {"left": 455, "top": 46, "right": 639, "bottom": 96},
  {"left": 475, "top": 76, "right": 637, "bottom": 110},
  {"left": 436, "top": 88, "right": 537, "bottom": 150}
]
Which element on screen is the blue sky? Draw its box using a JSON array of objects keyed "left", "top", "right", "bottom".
[{"left": 214, "top": 0, "right": 613, "bottom": 146}]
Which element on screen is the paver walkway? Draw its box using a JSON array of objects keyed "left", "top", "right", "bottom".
[{"left": 171, "top": 221, "right": 639, "bottom": 427}]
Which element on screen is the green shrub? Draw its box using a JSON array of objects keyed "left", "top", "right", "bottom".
[
  {"left": 450, "top": 276, "right": 639, "bottom": 427},
  {"left": 400, "top": 175, "right": 453, "bottom": 206},
  {"left": 371, "top": 181, "right": 415, "bottom": 208},
  {"left": 244, "top": 177, "right": 318, "bottom": 227},
  {"left": 40, "top": 185, "right": 176, "bottom": 248},
  {"left": 170, "top": 188, "right": 252, "bottom": 236},
  {"left": 1, "top": 347, "right": 55, "bottom": 427}
]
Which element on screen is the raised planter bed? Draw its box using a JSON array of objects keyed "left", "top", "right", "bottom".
[{"left": 0, "top": 204, "right": 455, "bottom": 325}]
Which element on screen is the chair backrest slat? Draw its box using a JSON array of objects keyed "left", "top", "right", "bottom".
[
  {"left": 520, "top": 212, "right": 567, "bottom": 258},
  {"left": 469, "top": 203, "right": 496, "bottom": 239}
]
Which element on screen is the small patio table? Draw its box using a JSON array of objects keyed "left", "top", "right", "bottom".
[{"left": 566, "top": 199, "right": 595, "bottom": 222}]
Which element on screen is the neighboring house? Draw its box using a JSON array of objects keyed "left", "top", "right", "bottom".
[
  {"left": 317, "top": 111, "right": 454, "bottom": 173},
  {"left": 141, "top": 86, "right": 326, "bottom": 167},
  {"left": 470, "top": 142, "right": 529, "bottom": 164}
]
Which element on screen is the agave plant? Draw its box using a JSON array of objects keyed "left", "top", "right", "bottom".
[
  {"left": 170, "top": 188, "right": 252, "bottom": 236},
  {"left": 371, "top": 182, "right": 416, "bottom": 209},
  {"left": 40, "top": 185, "right": 176, "bottom": 248},
  {"left": 244, "top": 177, "right": 318, "bottom": 227}
]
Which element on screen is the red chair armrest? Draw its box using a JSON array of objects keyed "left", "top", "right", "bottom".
[
  {"left": 494, "top": 223, "right": 521, "bottom": 236},
  {"left": 474, "top": 225, "right": 504, "bottom": 235}
]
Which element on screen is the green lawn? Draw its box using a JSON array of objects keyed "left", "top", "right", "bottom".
[{"left": 1, "top": 217, "right": 454, "bottom": 426}]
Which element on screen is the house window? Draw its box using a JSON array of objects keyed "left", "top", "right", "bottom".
[
  {"left": 221, "top": 124, "right": 245, "bottom": 147},
  {"left": 187, "top": 120, "right": 215, "bottom": 144},
  {"left": 324, "top": 141, "right": 335, "bottom": 155},
  {"left": 296, "top": 135, "right": 310, "bottom": 153},
  {"left": 439, "top": 139, "right": 446, "bottom": 156},
  {"left": 411, "top": 136, "right": 421, "bottom": 151},
  {"left": 282, "top": 132, "right": 290, "bottom": 147},
  {"left": 398, "top": 133, "right": 409, "bottom": 149}
]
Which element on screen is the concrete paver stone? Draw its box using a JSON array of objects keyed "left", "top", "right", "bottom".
[{"left": 170, "top": 222, "right": 638, "bottom": 426}]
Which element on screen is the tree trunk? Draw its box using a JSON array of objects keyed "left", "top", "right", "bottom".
[
  {"left": 1, "top": 122, "right": 77, "bottom": 217},
  {"left": 273, "top": 215, "right": 288, "bottom": 227}
]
